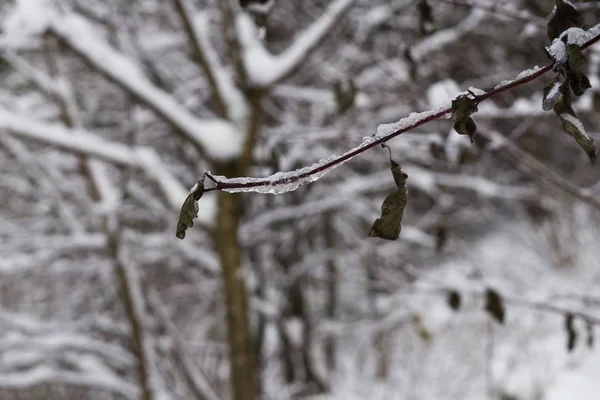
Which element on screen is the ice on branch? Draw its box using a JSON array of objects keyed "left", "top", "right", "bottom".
[{"left": 211, "top": 136, "right": 380, "bottom": 195}]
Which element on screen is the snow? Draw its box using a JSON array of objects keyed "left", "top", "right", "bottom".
[
  {"left": 543, "top": 79, "right": 563, "bottom": 111},
  {"left": 0, "top": 364, "right": 138, "bottom": 399},
  {"left": 547, "top": 39, "right": 567, "bottom": 65},
  {"left": 49, "top": 13, "right": 243, "bottom": 160},
  {"left": 547, "top": 23, "right": 600, "bottom": 65},
  {"left": 560, "top": 113, "right": 589, "bottom": 138},
  {"left": 547, "top": 349, "right": 600, "bottom": 400},
  {"left": 0, "top": 108, "right": 197, "bottom": 216},
  {"left": 410, "top": 9, "right": 486, "bottom": 62},
  {"left": 136, "top": 148, "right": 188, "bottom": 211},
  {"left": 376, "top": 105, "right": 451, "bottom": 137},
  {"left": 426, "top": 79, "right": 461, "bottom": 108},
  {"left": 493, "top": 66, "right": 544, "bottom": 90},
  {"left": 237, "top": 0, "right": 355, "bottom": 88},
  {"left": 0, "top": 0, "right": 54, "bottom": 48},
  {"left": 192, "top": 11, "right": 247, "bottom": 123}
]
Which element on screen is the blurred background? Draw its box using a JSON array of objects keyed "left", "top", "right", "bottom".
[{"left": 1, "top": 0, "right": 600, "bottom": 399}]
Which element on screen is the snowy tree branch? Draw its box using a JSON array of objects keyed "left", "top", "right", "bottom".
[
  {"left": 439, "top": 0, "right": 546, "bottom": 26},
  {"left": 48, "top": 13, "right": 243, "bottom": 161},
  {"left": 147, "top": 289, "right": 221, "bottom": 400},
  {"left": 173, "top": 0, "right": 246, "bottom": 122},
  {"left": 238, "top": 0, "right": 355, "bottom": 88},
  {"left": 0, "top": 108, "right": 188, "bottom": 210},
  {"left": 481, "top": 127, "right": 600, "bottom": 211},
  {"left": 0, "top": 364, "right": 138, "bottom": 399}
]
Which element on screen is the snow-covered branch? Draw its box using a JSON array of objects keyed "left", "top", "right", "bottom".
[
  {"left": 237, "top": 0, "right": 355, "bottom": 88},
  {"left": 0, "top": 363, "right": 138, "bottom": 399},
  {"left": 482, "top": 128, "right": 600, "bottom": 211},
  {"left": 173, "top": 0, "right": 246, "bottom": 122},
  {"left": 409, "top": 8, "right": 486, "bottom": 63},
  {"left": 48, "top": 13, "right": 243, "bottom": 161},
  {"left": 0, "top": 108, "right": 187, "bottom": 211},
  {"left": 147, "top": 289, "right": 221, "bottom": 400},
  {"left": 439, "top": 0, "right": 546, "bottom": 26}
]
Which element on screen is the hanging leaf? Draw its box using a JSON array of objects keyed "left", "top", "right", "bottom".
[
  {"left": 547, "top": 0, "right": 584, "bottom": 41},
  {"left": 484, "top": 288, "right": 505, "bottom": 324},
  {"left": 333, "top": 77, "right": 357, "bottom": 114},
  {"left": 586, "top": 320, "right": 594, "bottom": 348},
  {"left": 176, "top": 176, "right": 205, "bottom": 240},
  {"left": 446, "top": 290, "right": 461, "bottom": 311},
  {"left": 565, "top": 43, "right": 591, "bottom": 96},
  {"left": 551, "top": 81, "right": 597, "bottom": 163},
  {"left": 451, "top": 94, "right": 478, "bottom": 142},
  {"left": 564, "top": 312, "right": 577, "bottom": 352},
  {"left": 369, "top": 145, "right": 408, "bottom": 240}
]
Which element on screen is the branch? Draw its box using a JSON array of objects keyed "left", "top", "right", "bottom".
[
  {"left": 200, "top": 23, "right": 600, "bottom": 195},
  {"left": 480, "top": 127, "right": 600, "bottom": 211},
  {"left": 0, "top": 108, "right": 188, "bottom": 211},
  {"left": 48, "top": 13, "right": 243, "bottom": 161},
  {"left": 439, "top": 0, "right": 546, "bottom": 26},
  {"left": 409, "top": 8, "right": 487, "bottom": 63},
  {"left": 0, "top": 362, "right": 138, "bottom": 399},
  {"left": 172, "top": 0, "right": 246, "bottom": 122},
  {"left": 146, "top": 289, "right": 221, "bottom": 400},
  {"left": 238, "top": 0, "right": 355, "bottom": 88}
]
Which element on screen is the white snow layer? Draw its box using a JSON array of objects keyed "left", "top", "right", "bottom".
[
  {"left": 237, "top": 0, "right": 355, "bottom": 88},
  {"left": 0, "top": 0, "right": 54, "bottom": 48},
  {"left": 49, "top": 13, "right": 243, "bottom": 160}
]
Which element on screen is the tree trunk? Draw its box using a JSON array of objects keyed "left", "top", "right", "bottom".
[{"left": 215, "top": 169, "right": 258, "bottom": 400}]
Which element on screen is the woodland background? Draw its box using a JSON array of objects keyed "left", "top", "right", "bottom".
[{"left": 1, "top": 0, "right": 600, "bottom": 399}]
